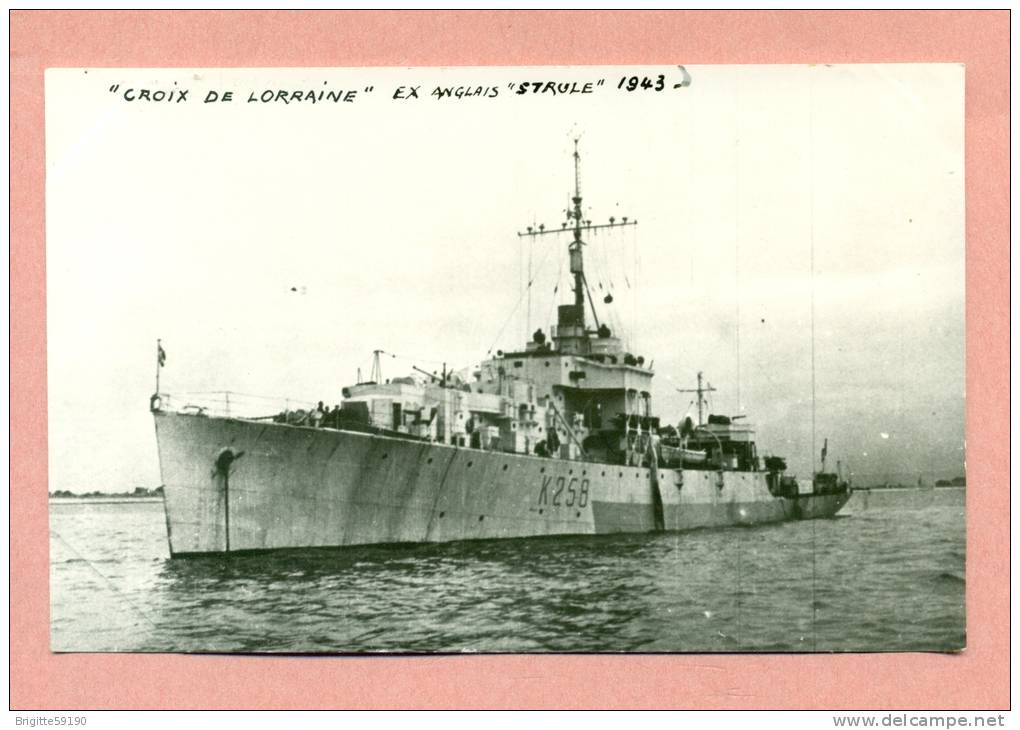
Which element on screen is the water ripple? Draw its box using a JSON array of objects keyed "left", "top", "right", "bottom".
[{"left": 49, "top": 490, "right": 966, "bottom": 653}]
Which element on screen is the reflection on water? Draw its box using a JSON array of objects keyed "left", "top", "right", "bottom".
[{"left": 50, "top": 489, "right": 965, "bottom": 653}]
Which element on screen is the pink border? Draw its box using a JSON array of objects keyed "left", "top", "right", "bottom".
[{"left": 11, "top": 11, "right": 1009, "bottom": 709}]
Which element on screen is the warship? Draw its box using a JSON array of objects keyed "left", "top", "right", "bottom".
[{"left": 151, "top": 143, "right": 852, "bottom": 557}]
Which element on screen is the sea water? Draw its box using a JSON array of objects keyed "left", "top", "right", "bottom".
[{"left": 49, "top": 488, "right": 964, "bottom": 653}]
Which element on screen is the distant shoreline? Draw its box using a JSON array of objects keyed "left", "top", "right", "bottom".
[
  {"left": 49, "top": 496, "right": 164, "bottom": 504},
  {"left": 853, "top": 485, "right": 965, "bottom": 492}
]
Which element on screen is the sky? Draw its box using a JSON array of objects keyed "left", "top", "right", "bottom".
[{"left": 45, "top": 64, "right": 964, "bottom": 491}]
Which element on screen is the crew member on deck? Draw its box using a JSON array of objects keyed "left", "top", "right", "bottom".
[{"left": 311, "top": 401, "right": 325, "bottom": 428}]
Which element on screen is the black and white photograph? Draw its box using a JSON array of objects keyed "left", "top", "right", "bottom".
[{"left": 46, "top": 64, "right": 965, "bottom": 654}]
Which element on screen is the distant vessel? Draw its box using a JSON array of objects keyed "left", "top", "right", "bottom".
[{"left": 152, "top": 143, "right": 851, "bottom": 556}]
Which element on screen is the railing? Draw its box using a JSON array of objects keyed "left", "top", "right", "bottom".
[{"left": 151, "top": 390, "right": 319, "bottom": 421}]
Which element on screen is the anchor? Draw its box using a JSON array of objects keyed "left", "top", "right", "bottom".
[{"left": 213, "top": 448, "right": 245, "bottom": 552}]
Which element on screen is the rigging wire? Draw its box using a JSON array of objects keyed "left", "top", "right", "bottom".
[
  {"left": 582, "top": 222, "right": 634, "bottom": 345},
  {"left": 543, "top": 252, "right": 565, "bottom": 330},
  {"left": 634, "top": 223, "right": 642, "bottom": 352},
  {"left": 518, "top": 222, "right": 523, "bottom": 343},
  {"left": 527, "top": 234, "right": 534, "bottom": 338},
  {"left": 380, "top": 350, "right": 448, "bottom": 367},
  {"left": 595, "top": 227, "right": 625, "bottom": 339},
  {"left": 485, "top": 240, "right": 558, "bottom": 356}
]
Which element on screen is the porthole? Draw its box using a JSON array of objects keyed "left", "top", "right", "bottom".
[
  {"left": 478, "top": 515, "right": 485, "bottom": 522},
  {"left": 427, "top": 457, "right": 433, "bottom": 464},
  {"left": 467, "top": 461, "right": 473, "bottom": 468},
  {"left": 502, "top": 464, "right": 509, "bottom": 471},
  {"left": 381, "top": 453, "right": 388, "bottom": 460},
  {"left": 439, "top": 511, "right": 445, "bottom": 518}
]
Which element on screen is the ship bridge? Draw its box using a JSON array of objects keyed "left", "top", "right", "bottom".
[{"left": 476, "top": 320, "right": 654, "bottom": 434}]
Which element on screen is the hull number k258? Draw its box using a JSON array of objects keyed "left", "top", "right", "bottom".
[{"left": 539, "top": 476, "right": 589, "bottom": 508}]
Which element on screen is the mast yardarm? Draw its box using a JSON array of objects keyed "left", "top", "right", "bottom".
[{"left": 517, "top": 139, "right": 637, "bottom": 333}]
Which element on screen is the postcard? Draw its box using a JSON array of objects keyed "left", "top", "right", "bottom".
[{"left": 44, "top": 64, "right": 966, "bottom": 656}]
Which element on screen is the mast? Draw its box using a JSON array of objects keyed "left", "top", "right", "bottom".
[
  {"left": 155, "top": 338, "right": 162, "bottom": 394},
  {"left": 676, "top": 371, "right": 717, "bottom": 426},
  {"left": 370, "top": 349, "right": 383, "bottom": 383},
  {"left": 516, "top": 140, "right": 638, "bottom": 340},
  {"left": 569, "top": 139, "right": 585, "bottom": 325}
]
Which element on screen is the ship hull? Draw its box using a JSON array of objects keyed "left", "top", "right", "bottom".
[{"left": 154, "top": 411, "right": 852, "bottom": 556}]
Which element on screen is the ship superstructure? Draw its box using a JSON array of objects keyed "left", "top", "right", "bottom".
[{"left": 339, "top": 143, "right": 661, "bottom": 469}]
